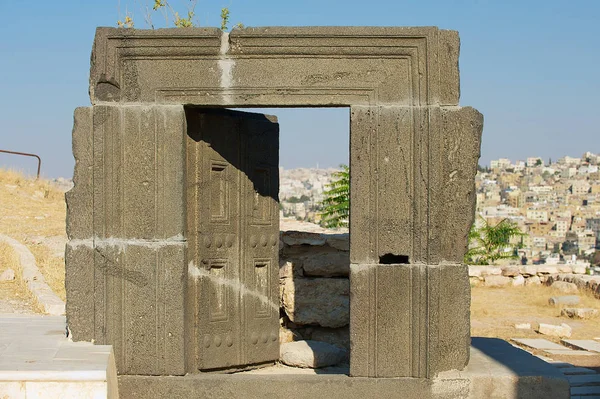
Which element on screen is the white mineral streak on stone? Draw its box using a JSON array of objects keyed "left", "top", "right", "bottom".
[
  {"left": 68, "top": 235, "right": 186, "bottom": 252},
  {"left": 350, "top": 264, "right": 375, "bottom": 274},
  {"left": 188, "top": 262, "right": 278, "bottom": 313},
  {"left": 218, "top": 31, "right": 234, "bottom": 105}
]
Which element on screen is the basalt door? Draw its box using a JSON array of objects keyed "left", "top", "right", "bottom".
[{"left": 186, "top": 108, "right": 280, "bottom": 371}]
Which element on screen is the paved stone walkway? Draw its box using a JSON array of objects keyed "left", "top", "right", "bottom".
[{"left": 513, "top": 338, "right": 600, "bottom": 398}]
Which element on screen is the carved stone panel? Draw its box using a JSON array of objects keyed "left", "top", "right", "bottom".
[{"left": 65, "top": 104, "right": 187, "bottom": 376}]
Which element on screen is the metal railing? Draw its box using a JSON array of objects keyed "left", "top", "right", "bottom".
[{"left": 0, "top": 149, "right": 42, "bottom": 179}]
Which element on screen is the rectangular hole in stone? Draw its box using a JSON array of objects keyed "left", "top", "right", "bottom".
[{"left": 379, "top": 253, "right": 409, "bottom": 264}]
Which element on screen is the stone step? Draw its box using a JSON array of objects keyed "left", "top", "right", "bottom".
[
  {"left": 566, "top": 374, "right": 600, "bottom": 387},
  {"left": 0, "top": 315, "right": 118, "bottom": 398},
  {"left": 560, "top": 367, "right": 598, "bottom": 375},
  {"left": 571, "top": 386, "right": 600, "bottom": 396},
  {"left": 511, "top": 338, "right": 566, "bottom": 350},
  {"left": 562, "top": 339, "right": 600, "bottom": 353}
]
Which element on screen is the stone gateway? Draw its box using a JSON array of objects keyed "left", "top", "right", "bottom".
[{"left": 65, "top": 26, "right": 569, "bottom": 398}]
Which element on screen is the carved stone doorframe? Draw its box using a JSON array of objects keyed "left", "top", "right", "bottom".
[{"left": 66, "top": 27, "right": 483, "bottom": 378}]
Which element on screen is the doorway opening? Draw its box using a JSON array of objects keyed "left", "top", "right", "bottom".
[{"left": 184, "top": 106, "right": 351, "bottom": 372}]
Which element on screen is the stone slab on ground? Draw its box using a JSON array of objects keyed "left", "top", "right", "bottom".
[
  {"left": 548, "top": 296, "right": 580, "bottom": 306},
  {"left": 571, "top": 386, "right": 600, "bottom": 396},
  {"left": 0, "top": 315, "right": 118, "bottom": 398},
  {"left": 544, "top": 349, "right": 597, "bottom": 356},
  {"left": 118, "top": 337, "right": 569, "bottom": 399},
  {"left": 565, "top": 374, "right": 600, "bottom": 386},
  {"left": 511, "top": 338, "right": 566, "bottom": 350},
  {"left": 559, "top": 367, "right": 597, "bottom": 375},
  {"left": 561, "top": 340, "right": 600, "bottom": 353}
]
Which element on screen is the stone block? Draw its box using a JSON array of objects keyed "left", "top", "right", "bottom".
[
  {"left": 280, "top": 340, "right": 347, "bottom": 368},
  {"left": 484, "top": 275, "right": 511, "bottom": 287},
  {"left": 537, "top": 323, "right": 572, "bottom": 338},
  {"left": 521, "top": 265, "right": 538, "bottom": 276},
  {"left": 281, "top": 231, "right": 326, "bottom": 246},
  {"left": 350, "top": 105, "right": 482, "bottom": 265},
  {"left": 502, "top": 266, "right": 520, "bottom": 277},
  {"left": 573, "top": 265, "right": 588, "bottom": 274},
  {"left": 281, "top": 278, "right": 349, "bottom": 328},
  {"left": 557, "top": 265, "right": 573, "bottom": 273},
  {"left": 551, "top": 281, "right": 578, "bottom": 294},
  {"left": 561, "top": 308, "right": 598, "bottom": 319},
  {"left": 428, "top": 106, "right": 483, "bottom": 264},
  {"left": 468, "top": 266, "right": 482, "bottom": 277},
  {"left": 350, "top": 263, "right": 469, "bottom": 378},
  {"left": 548, "top": 296, "right": 580, "bottom": 306},
  {"left": 512, "top": 275, "right": 525, "bottom": 287},
  {"left": 90, "top": 27, "right": 459, "bottom": 106},
  {"left": 481, "top": 266, "right": 502, "bottom": 276},
  {"left": 118, "top": 338, "right": 570, "bottom": 399},
  {"left": 438, "top": 29, "right": 460, "bottom": 106},
  {"left": 66, "top": 104, "right": 187, "bottom": 375},
  {"left": 515, "top": 323, "right": 531, "bottom": 330},
  {"left": 302, "top": 251, "right": 349, "bottom": 277},
  {"left": 310, "top": 327, "right": 350, "bottom": 350},
  {"left": 537, "top": 266, "right": 558, "bottom": 274},
  {"left": 325, "top": 234, "right": 349, "bottom": 251},
  {"left": 66, "top": 107, "right": 93, "bottom": 240}
]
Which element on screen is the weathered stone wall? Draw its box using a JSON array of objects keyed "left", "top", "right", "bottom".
[{"left": 279, "top": 231, "right": 350, "bottom": 350}]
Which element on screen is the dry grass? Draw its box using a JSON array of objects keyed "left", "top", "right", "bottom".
[
  {"left": 471, "top": 284, "right": 600, "bottom": 343},
  {"left": 0, "top": 169, "right": 67, "bottom": 303},
  {"left": 0, "top": 242, "right": 38, "bottom": 313}
]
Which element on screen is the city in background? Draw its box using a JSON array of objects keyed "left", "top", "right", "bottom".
[{"left": 280, "top": 151, "right": 600, "bottom": 267}]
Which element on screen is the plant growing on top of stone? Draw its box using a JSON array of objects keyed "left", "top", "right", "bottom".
[
  {"left": 320, "top": 165, "right": 349, "bottom": 229},
  {"left": 117, "top": 1, "right": 240, "bottom": 30},
  {"left": 465, "top": 217, "right": 525, "bottom": 265}
]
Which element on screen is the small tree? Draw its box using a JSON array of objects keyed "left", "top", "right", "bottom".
[
  {"left": 320, "top": 165, "right": 349, "bottom": 228},
  {"left": 465, "top": 217, "right": 525, "bottom": 265}
]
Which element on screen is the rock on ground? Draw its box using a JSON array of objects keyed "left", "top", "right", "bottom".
[
  {"left": 537, "top": 323, "right": 572, "bottom": 338},
  {"left": 550, "top": 281, "right": 579, "bottom": 294},
  {"left": 280, "top": 340, "right": 347, "bottom": 368},
  {"left": 525, "top": 276, "right": 541, "bottom": 286},
  {"left": 0, "top": 268, "right": 15, "bottom": 281},
  {"left": 512, "top": 275, "right": 525, "bottom": 286},
  {"left": 561, "top": 308, "right": 599, "bottom": 319}
]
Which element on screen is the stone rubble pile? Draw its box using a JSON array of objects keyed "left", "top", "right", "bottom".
[{"left": 469, "top": 265, "right": 599, "bottom": 296}]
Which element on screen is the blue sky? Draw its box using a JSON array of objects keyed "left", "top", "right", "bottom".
[{"left": 0, "top": 0, "right": 598, "bottom": 178}]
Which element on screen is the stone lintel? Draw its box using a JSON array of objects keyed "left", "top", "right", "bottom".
[{"left": 90, "top": 26, "right": 459, "bottom": 106}]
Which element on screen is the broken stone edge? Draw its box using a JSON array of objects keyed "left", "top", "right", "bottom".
[{"left": 0, "top": 234, "right": 65, "bottom": 315}]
